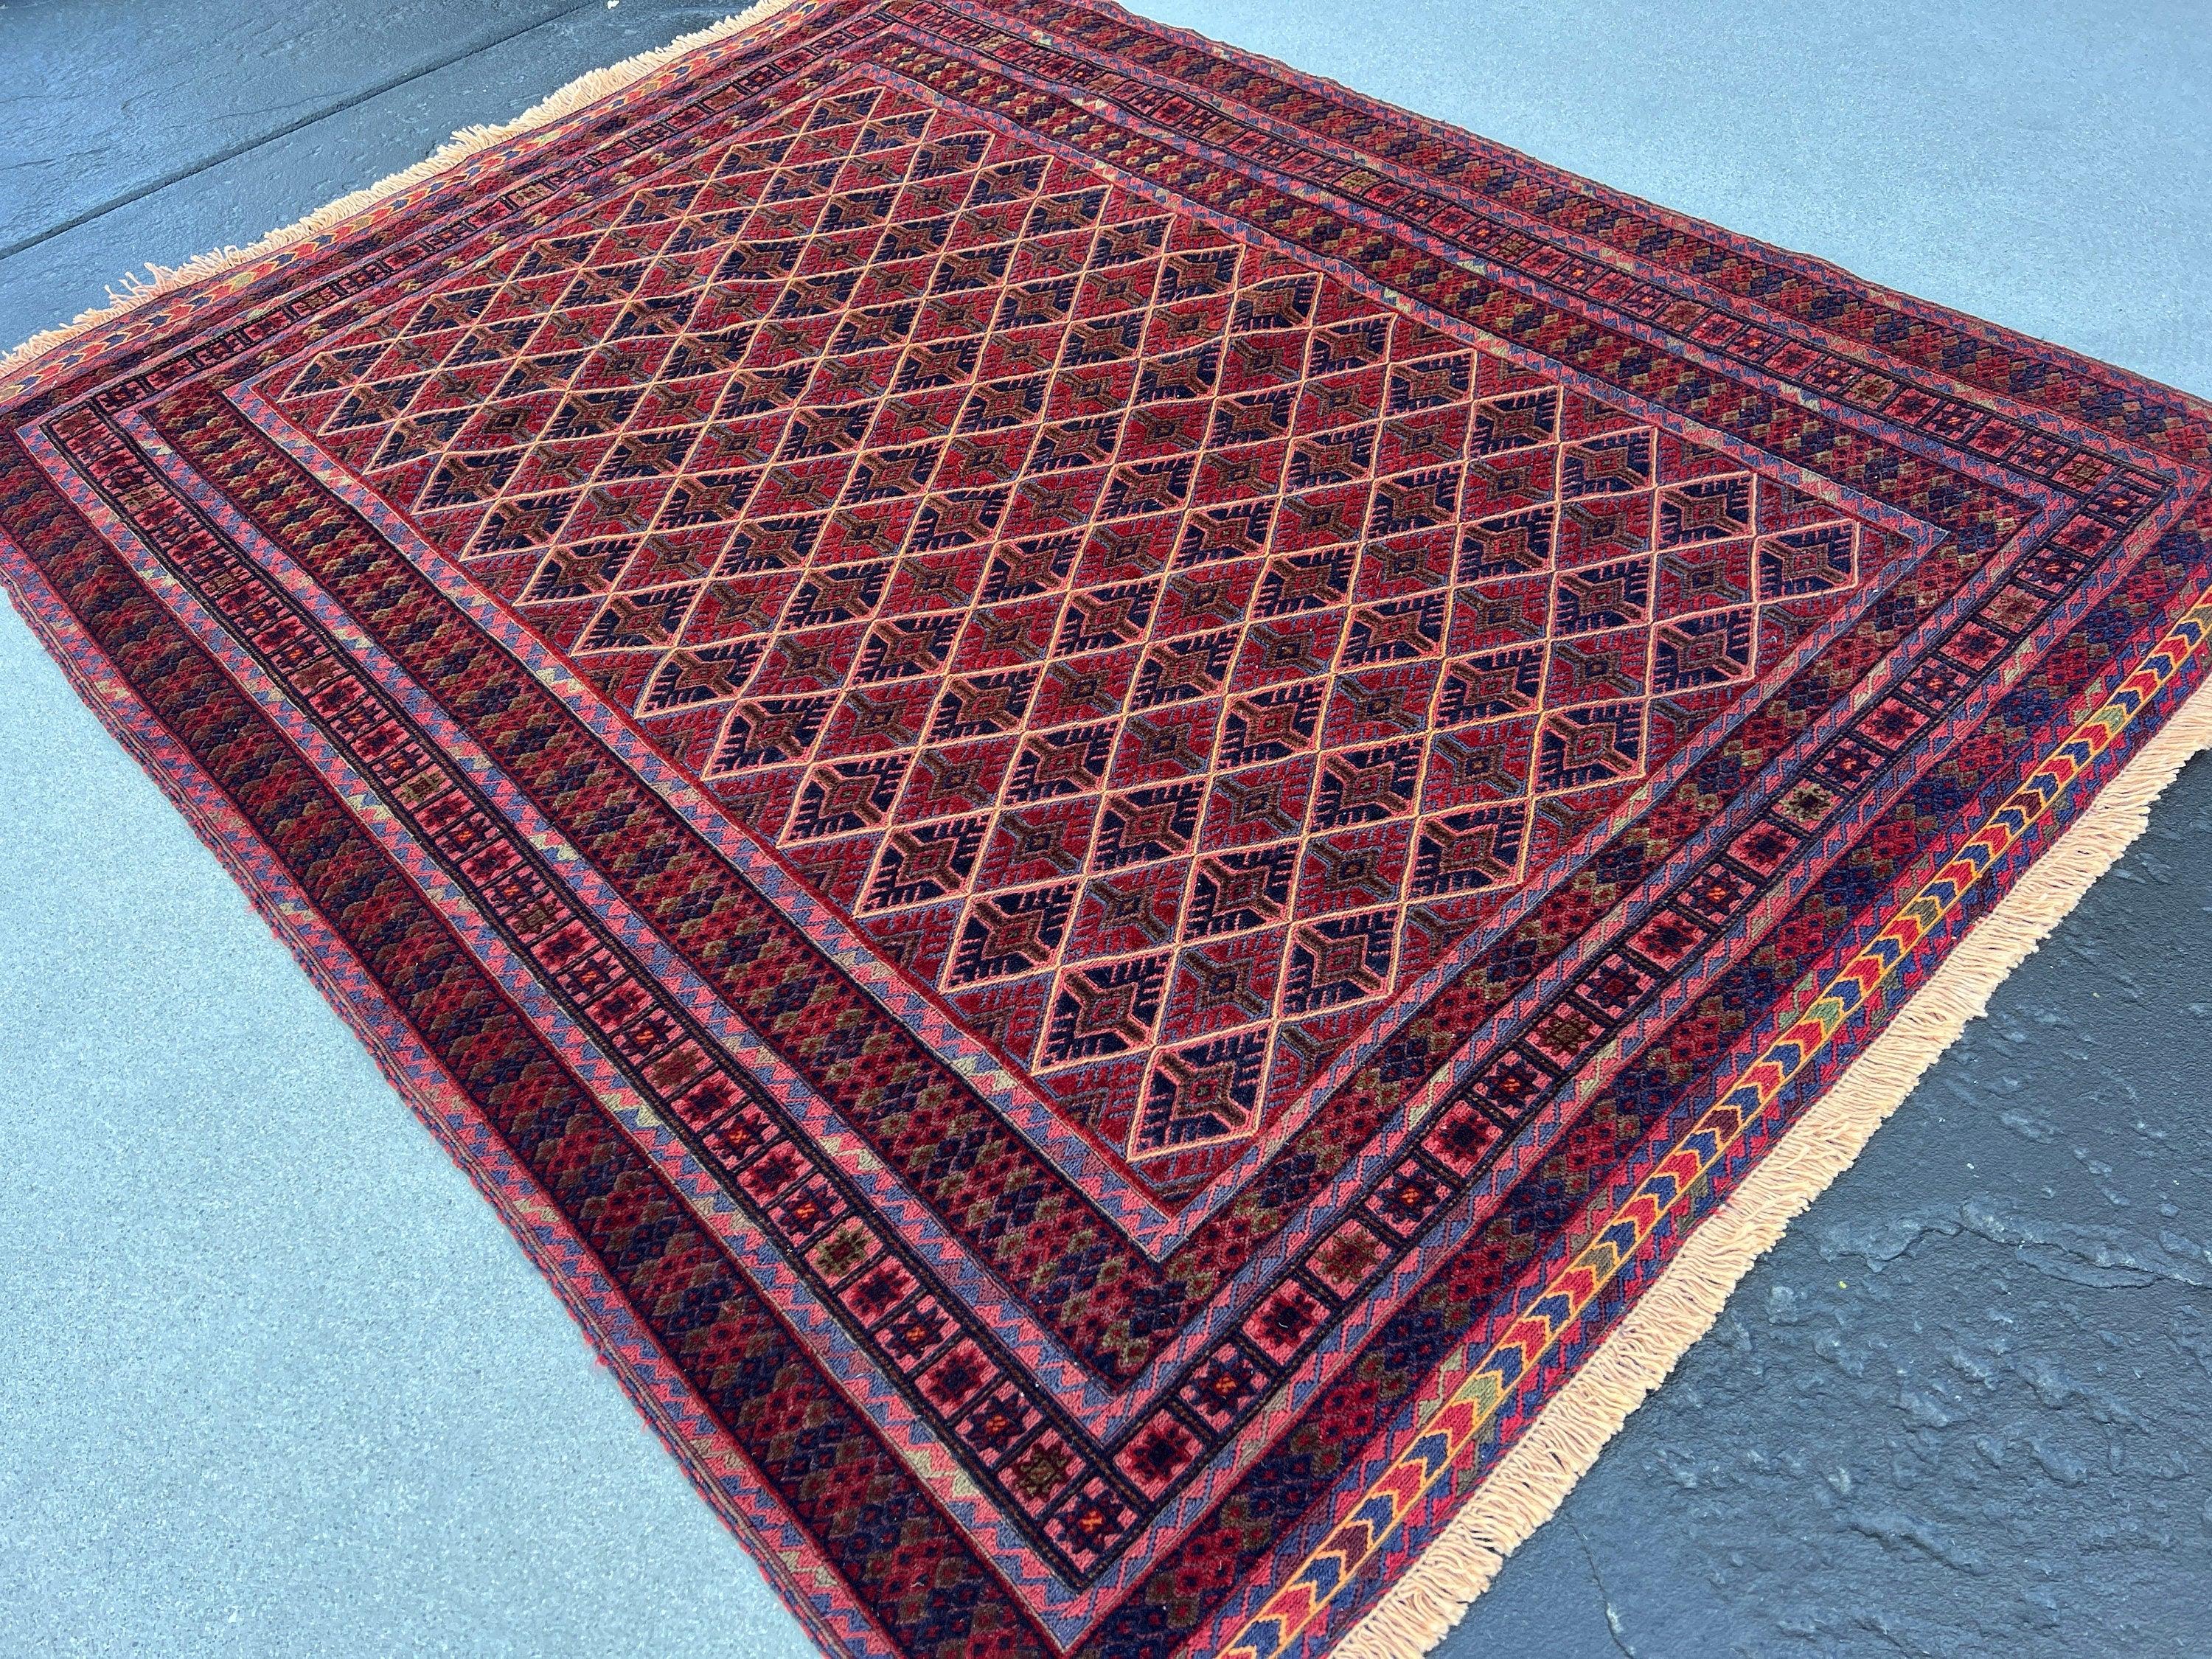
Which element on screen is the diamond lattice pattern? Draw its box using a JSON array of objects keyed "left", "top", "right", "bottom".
[{"left": 274, "top": 83, "right": 1867, "bottom": 1195}]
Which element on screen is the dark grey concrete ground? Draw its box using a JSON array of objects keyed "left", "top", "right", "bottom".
[{"left": 2, "top": 2, "right": 2210, "bottom": 1655}]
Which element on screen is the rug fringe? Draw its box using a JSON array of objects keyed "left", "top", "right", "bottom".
[
  {"left": 1336, "top": 672, "right": 2212, "bottom": 1658},
  {"left": 0, "top": 0, "right": 810, "bottom": 389}
]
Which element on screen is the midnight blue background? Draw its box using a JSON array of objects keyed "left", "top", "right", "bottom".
[{"left": 3, "top": 3, "right": 2208, "bottom": 1653}]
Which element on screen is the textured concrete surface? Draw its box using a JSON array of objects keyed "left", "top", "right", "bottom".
[{"left": 1, "top": 2, "right": 2209, "bottom": 1655}]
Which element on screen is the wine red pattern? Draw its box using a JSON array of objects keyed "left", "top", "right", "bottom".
[{"left": 268, "top": 88, "right": 1877, "bottom": 1197}]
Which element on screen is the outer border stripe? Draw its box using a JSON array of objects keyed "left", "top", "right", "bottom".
[{"left": 1222, "top": 597, "right": 2211, "bottom": 1659}]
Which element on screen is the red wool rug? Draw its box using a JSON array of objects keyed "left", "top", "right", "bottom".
[{"left": 7, "top": 4, "right": 2211, "bottom": 1654}]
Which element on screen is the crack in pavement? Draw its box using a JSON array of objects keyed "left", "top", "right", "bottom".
[{"left": 1568, "top": 1519, "right": 1638, "bottom": 1659}]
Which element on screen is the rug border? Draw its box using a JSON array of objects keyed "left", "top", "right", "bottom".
[
  {"left": 4, "top": 9, "right": 2209, "bottom": 1659},
  {"left": 1335, "top": 681, "right": 2212, "bottom": 1657},
  {"left": 0, "top": 526, "right": 896, "bottom": 1659}
]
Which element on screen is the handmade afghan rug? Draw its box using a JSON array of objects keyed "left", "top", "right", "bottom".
[{"left": 7, "top": 2, "right": 2211, "bottom": 1653}]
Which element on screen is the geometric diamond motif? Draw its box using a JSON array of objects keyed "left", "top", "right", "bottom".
[{"left": 274, "top": 81, "right": 1865, "bottom": 1196}]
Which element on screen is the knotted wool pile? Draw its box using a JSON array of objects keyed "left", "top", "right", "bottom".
[{"left": 7, "top": 3, "right": 2211, "bottom": 1655}]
